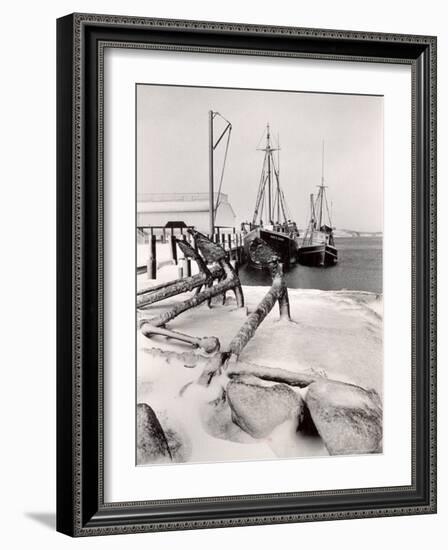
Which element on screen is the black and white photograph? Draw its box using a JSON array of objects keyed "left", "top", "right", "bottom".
[
  {"left": 136, "top": 83, "right": 383, "bottom": 465},
  {"left": 1, "top": 0, "right": 442, "bottom": 545}
]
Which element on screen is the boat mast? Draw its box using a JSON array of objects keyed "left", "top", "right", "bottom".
[
  {"left": 318, "top": 140, "right": 325, "bottom": 229},
  {"left": 266, "top": 124, "right": 272, "bottom": 223},
  {"left": 277, "top": 133, "right": 281, "bottom": 223},
  {"left": 307, "top": 193, "right": 315, "bottom": 244},
  {"left": 310, "top": 193, "right": 315, "bottom": 228},
  {"left": 252, "top": 123, "right": 283, "bottom": 227}
]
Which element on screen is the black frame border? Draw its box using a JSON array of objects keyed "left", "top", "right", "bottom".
[{"left": 56, "top": 13, "right": 437, "bottom": 537}]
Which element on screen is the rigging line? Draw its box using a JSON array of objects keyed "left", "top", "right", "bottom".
[
  {"left": 272, "top": 190, "right": 278, "bottom": 221},
  {"left": 277, "top": 133, "right": 281, "bottom": 182},
  {"left": 281, "top": 189, "right": 291, "bottom": 221},
  {"left": 260, "top": 173, "right": 269, "bottom": 225},
  {"left": 311, "top": 194, "right": 317, "bottom": 227},
  {"left": 317, "top": 186, "right": 323, "bottom": 229},
  {"left": 271, "top": 154, "right": 288, "bottom": 223},
  {"left": 272, "top": 152, "right": 280, "bottom": 222},
  {"left": 260, "top": 172, "right": 269, "bottom": 223},
  {"left": 214, "top": 111, "right": 231, "bottom": 125},
  {"left": 325, "top": 190, "right": 333, "bottom": 227},
  {"left": 281, "top": 189, "right": 290, "bottom": 221},
  {"left": 302, "top": 200, "right": 311, "bottom": 244},
  {"left": 213, "top": 122, "right": 232, "bottom": 150},
  {"left": 260, "top": 178, "right": 266, "bottom": 224},
  {"left": 256, "top": 126, "right": 267, "bottom": 150},
  {"left": 253, "top": 152, "right": 269, "bottom": 224},
  {"left": 252, "top": 155, "right": 268, "bottom": 223},
  {"left": 214, "top": 126, "right": 232, "bottom": 213}
]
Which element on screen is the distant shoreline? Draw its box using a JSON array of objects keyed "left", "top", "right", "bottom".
[{"left": 298, "top": 230, "right": 383, "bottom": 238}]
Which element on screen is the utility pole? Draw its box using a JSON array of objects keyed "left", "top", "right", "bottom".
[{"left": 208, "top": 110, "right": 214, "bottom": 237}]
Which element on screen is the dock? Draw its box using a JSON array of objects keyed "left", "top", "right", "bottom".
[{"left": 137, "top": 225, "right": 247, "bottom": 279}]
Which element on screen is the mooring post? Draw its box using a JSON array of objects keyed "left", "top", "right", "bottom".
[
  {"left": 275, "top": 263, "right": 291, "bottom": 320},
  {"left": 181, "top": 258, "right": 189, "bottom": 278},
  {"left": 147, "top": 234, "right": 157, "bottom": 279},
  {"left": 181, "top": 235, "right": 192, "bottom": 277},
  {"left": 170, "top": 235, "right": 178, "bottom": 264}
]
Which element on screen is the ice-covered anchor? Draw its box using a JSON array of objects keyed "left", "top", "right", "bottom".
[
  {"left": 193, "top": 237, "right": 292, "bottom": 384},
  {"left": 139, "top": 230, "right": 245, "bottom": 352},
  {"left": 187, "top": 228, "right": 243, "bottom": 306}
]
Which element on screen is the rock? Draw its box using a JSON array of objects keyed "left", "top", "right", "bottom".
[
  {"left": 305, "top": 379, "right": 382, "bottom": 455},
  {"left": 200, "top": 386, "right": 255, "bottom": 444},
  {"left": 156, "top": 409, "right": 193, "bottom": 463},
  {"left": 136, "top": 403, "right": 172, "bottom": 464},
  {"left": 163, "top": 426, "right": 191, "bottom": 463},
  {"left": 226, "top": 376, "right": 304, "bottom": 438}
]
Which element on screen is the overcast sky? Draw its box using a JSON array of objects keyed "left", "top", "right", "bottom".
[{"left": 137, "top": 84, "right": 383, "bottom": 232}]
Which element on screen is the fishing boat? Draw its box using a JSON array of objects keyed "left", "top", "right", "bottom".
[
  {"left": 243, "top": 124, "right": 300, "bottom": 269},
  {"left": 298, "top": 143, "right": 338, "bottom": 267}
]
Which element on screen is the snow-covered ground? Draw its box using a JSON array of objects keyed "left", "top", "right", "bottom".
[{"left": 136, "top": 259, "right": 383, "bottom": 465}]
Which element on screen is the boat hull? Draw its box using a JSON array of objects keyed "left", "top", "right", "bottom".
[
  {"left": 297, "top": 243, "right": 338, "bottom": 267},
  {"left": 244, "top": 228, "right": 299, "bottom": 269}
]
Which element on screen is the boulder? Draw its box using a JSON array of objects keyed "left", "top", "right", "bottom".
[
  {"left": 226, "top": 376, "right": 304, "bottom": 439},
  {"left": 305, "top": 379, "right": 382, "bottom": 455},
  {"left": 156, "top": 409, "right": 192, "bottom": 463},
  {"left": 200, "top": 386, "right": 255, "bottom": 444},
  {"left": 136, "top": 403, "right": 172, "bottom": 464}
]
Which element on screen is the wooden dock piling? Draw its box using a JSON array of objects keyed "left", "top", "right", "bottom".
[
  {"left": 181, "top": 235, "right": 192, "bottom": 276},
  {"left": 147, "top": 234, "right": 157, "bottom": 279},
  {"left": 170, "top": 235, "right": 178, "bottom": 264}
]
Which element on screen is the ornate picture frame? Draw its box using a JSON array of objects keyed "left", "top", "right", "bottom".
[{"left": 56, "top": 13, "right": 436, "bottom": 536}]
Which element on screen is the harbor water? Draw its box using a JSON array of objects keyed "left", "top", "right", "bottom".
[{"left": 239, "top": 237, "right": 383, "bottom": 294}]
